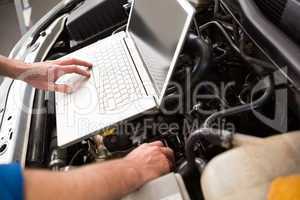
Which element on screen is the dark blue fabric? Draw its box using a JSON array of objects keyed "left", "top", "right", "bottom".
[{"left": 0, "top": 164, "right": 24, "bottom": 200}]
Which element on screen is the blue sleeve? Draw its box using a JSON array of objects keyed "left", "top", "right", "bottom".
[{"left": 0, "top": 164, "right": 24, "bottom": 200}]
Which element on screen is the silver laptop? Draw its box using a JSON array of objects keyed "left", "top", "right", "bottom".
[{"left": 55, "top": 0, "right": 195, "bottom": 147}]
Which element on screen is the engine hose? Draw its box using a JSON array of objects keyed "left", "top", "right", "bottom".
[
  {"left": 204, "top": 75, "right": 274, "bottom": 128},
  {"left": 185, "top": 128, "right": 232, "bottom": 171},
  {"left": 185, "top": 76, "right": 273, "bottom": 170},
  {"left": 183, "top": 33, "right": 212, "bottom": 88},
  {"left": 164, "top": 33, "right": 212, "bottom": 106}
]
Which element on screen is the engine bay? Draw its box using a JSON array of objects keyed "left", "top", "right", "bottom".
[{"left": 23, "top": 0, "right": 300, "bottom": 199}]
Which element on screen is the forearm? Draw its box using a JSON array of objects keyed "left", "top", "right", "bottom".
[
  {"left": 0, "top": 55, "right": 26, "bottom": 79},
  {"left": 24, "top": 159, "right": 141, "bottom": 200}
]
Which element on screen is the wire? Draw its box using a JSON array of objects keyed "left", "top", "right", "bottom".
[
  {"left": 199, "top": 21, "right": 276, "bottom": 74},
  {"left": 69, "top": 149, "right": 85, "bottom": 166},
  {"left": 193, "top": 18, "right": 201, "bottom": 37},
  {"left": 199, "top": 21, "right": 241, "bottom": 54}
]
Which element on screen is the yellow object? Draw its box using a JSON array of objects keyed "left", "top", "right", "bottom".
[
  {"left": 98, "top": 128, "right": 116, "bottom": 137},
  {"left": 268, "top": 175, "right": 300, "bottom": 200}
]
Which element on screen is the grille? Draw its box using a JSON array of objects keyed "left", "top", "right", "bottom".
[{"left": 254, "top": 0, "right": 287, "bottom": 23}]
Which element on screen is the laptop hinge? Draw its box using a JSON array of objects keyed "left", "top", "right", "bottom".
[{"left": 123, "top": 35, "right": 160, "bottom": 103}]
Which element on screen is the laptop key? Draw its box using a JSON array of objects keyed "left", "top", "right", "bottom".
[
  {"left": 107, "top": 99, "right": 116, "bottom": 111},
  {"left": 92, "top": 35, "right": 144, "bottom": 112}
]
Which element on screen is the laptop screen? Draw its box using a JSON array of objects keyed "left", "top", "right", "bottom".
[{"left": 127, "top": 0, "right": 194, "bottom": 98}]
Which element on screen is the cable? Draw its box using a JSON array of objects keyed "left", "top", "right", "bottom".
[
  {"left": 199, "top": 21, "right": 276, "bottom": 74},
  {"left": 193, "top": 18, "right": 201, "bottom": 37},
  {"left": 69, "top": 149, "right": 85, "bottom": 166},
  {"left": 199, "top": 21, "right": 241, "bottom": 54}
]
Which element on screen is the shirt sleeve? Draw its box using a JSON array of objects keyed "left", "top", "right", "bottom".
[{"left": 0, "top": 164, "right": 24, "bottom": 200}]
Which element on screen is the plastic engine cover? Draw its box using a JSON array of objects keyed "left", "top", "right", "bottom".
[{"left": 66, "top": 0, "right": 127, "bottom": 42}]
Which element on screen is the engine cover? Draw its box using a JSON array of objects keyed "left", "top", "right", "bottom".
[{"left": 66, "top": 0, "right": 127, "bottom": 42}]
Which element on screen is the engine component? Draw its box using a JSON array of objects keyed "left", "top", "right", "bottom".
[
  {"left": 48, "top": 128, "right": 68, "bottom": 171},
  {"left": 26, "top": 90, "right": 48, "bottom": 167},
  {"left": 254, "top": 0, "right": 300, "bottom": 43},
  {"left": 182, "top": 33, "right": 212, "bottom": 88},
  {"left": 234, "top": 0, "right": 300, "bottom": 89},
  {"left": 66, "top": 0, "right": 128, "bottom": 42},
  {"left": 203, "top": 76, "right": 274, "bottom": 128},
  {"left": 49, "top": 148, "right": 68, "bottom": 171},
  {"left": 103, "top": 134, "right": 133, "bottom": 153},
  {"left": 185, "top": 128, "right": 232, "bottom": 170}
]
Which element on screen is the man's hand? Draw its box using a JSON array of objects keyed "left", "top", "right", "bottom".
[
  {"left": 24, "top": 141, "right": 175, "bottom": 200},
  {"left": 124, "top": 141, "right": 175, "bottom": 187},
  {"left": 15, "top": 58, "right": 93, "bottom": 93}
]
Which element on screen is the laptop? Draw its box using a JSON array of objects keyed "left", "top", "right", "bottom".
[{"left": 55, "top": 0, "right": 195, "bottom": 147}]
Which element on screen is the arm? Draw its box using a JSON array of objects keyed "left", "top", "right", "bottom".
[
  {"left": 0, "top": 55, "right": 25, "bottom": 78},
  {"left": 0, "top": 55, "right": 92, "bottom": 93},
  {"left": 24, "top": 141, "right": 174, "bottom": 200}
]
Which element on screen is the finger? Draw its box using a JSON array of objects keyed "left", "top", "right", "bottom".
[
  {"left": 160, "top": 147, "right": 175, "bottom": 168},
  {"left": 148, "top": 141, "right": 164, "bottom": 147},
  {"left": 57, "top": 65, "right": 91, "bottom": 78},
  {"left": 48, "top": 83, "right": 72, "bottom": 93},
  {"left": 55, "top": 58, "right": 93, "bottom": 68},
  {"left": 162, "top": 157, "right": 173, "bottom": 173}
]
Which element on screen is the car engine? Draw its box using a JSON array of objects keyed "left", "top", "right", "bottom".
[{"left": 22, "top": 0, "right": 300, "bottom": 199}]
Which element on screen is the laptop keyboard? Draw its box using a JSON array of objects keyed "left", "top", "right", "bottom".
[{"left": 92, "top": 37, "right": 144, "bottom": 112}]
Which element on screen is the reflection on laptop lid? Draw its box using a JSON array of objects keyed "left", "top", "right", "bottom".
[{"left": 127, "top": 0, "right": 195, "bottom": 104}]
